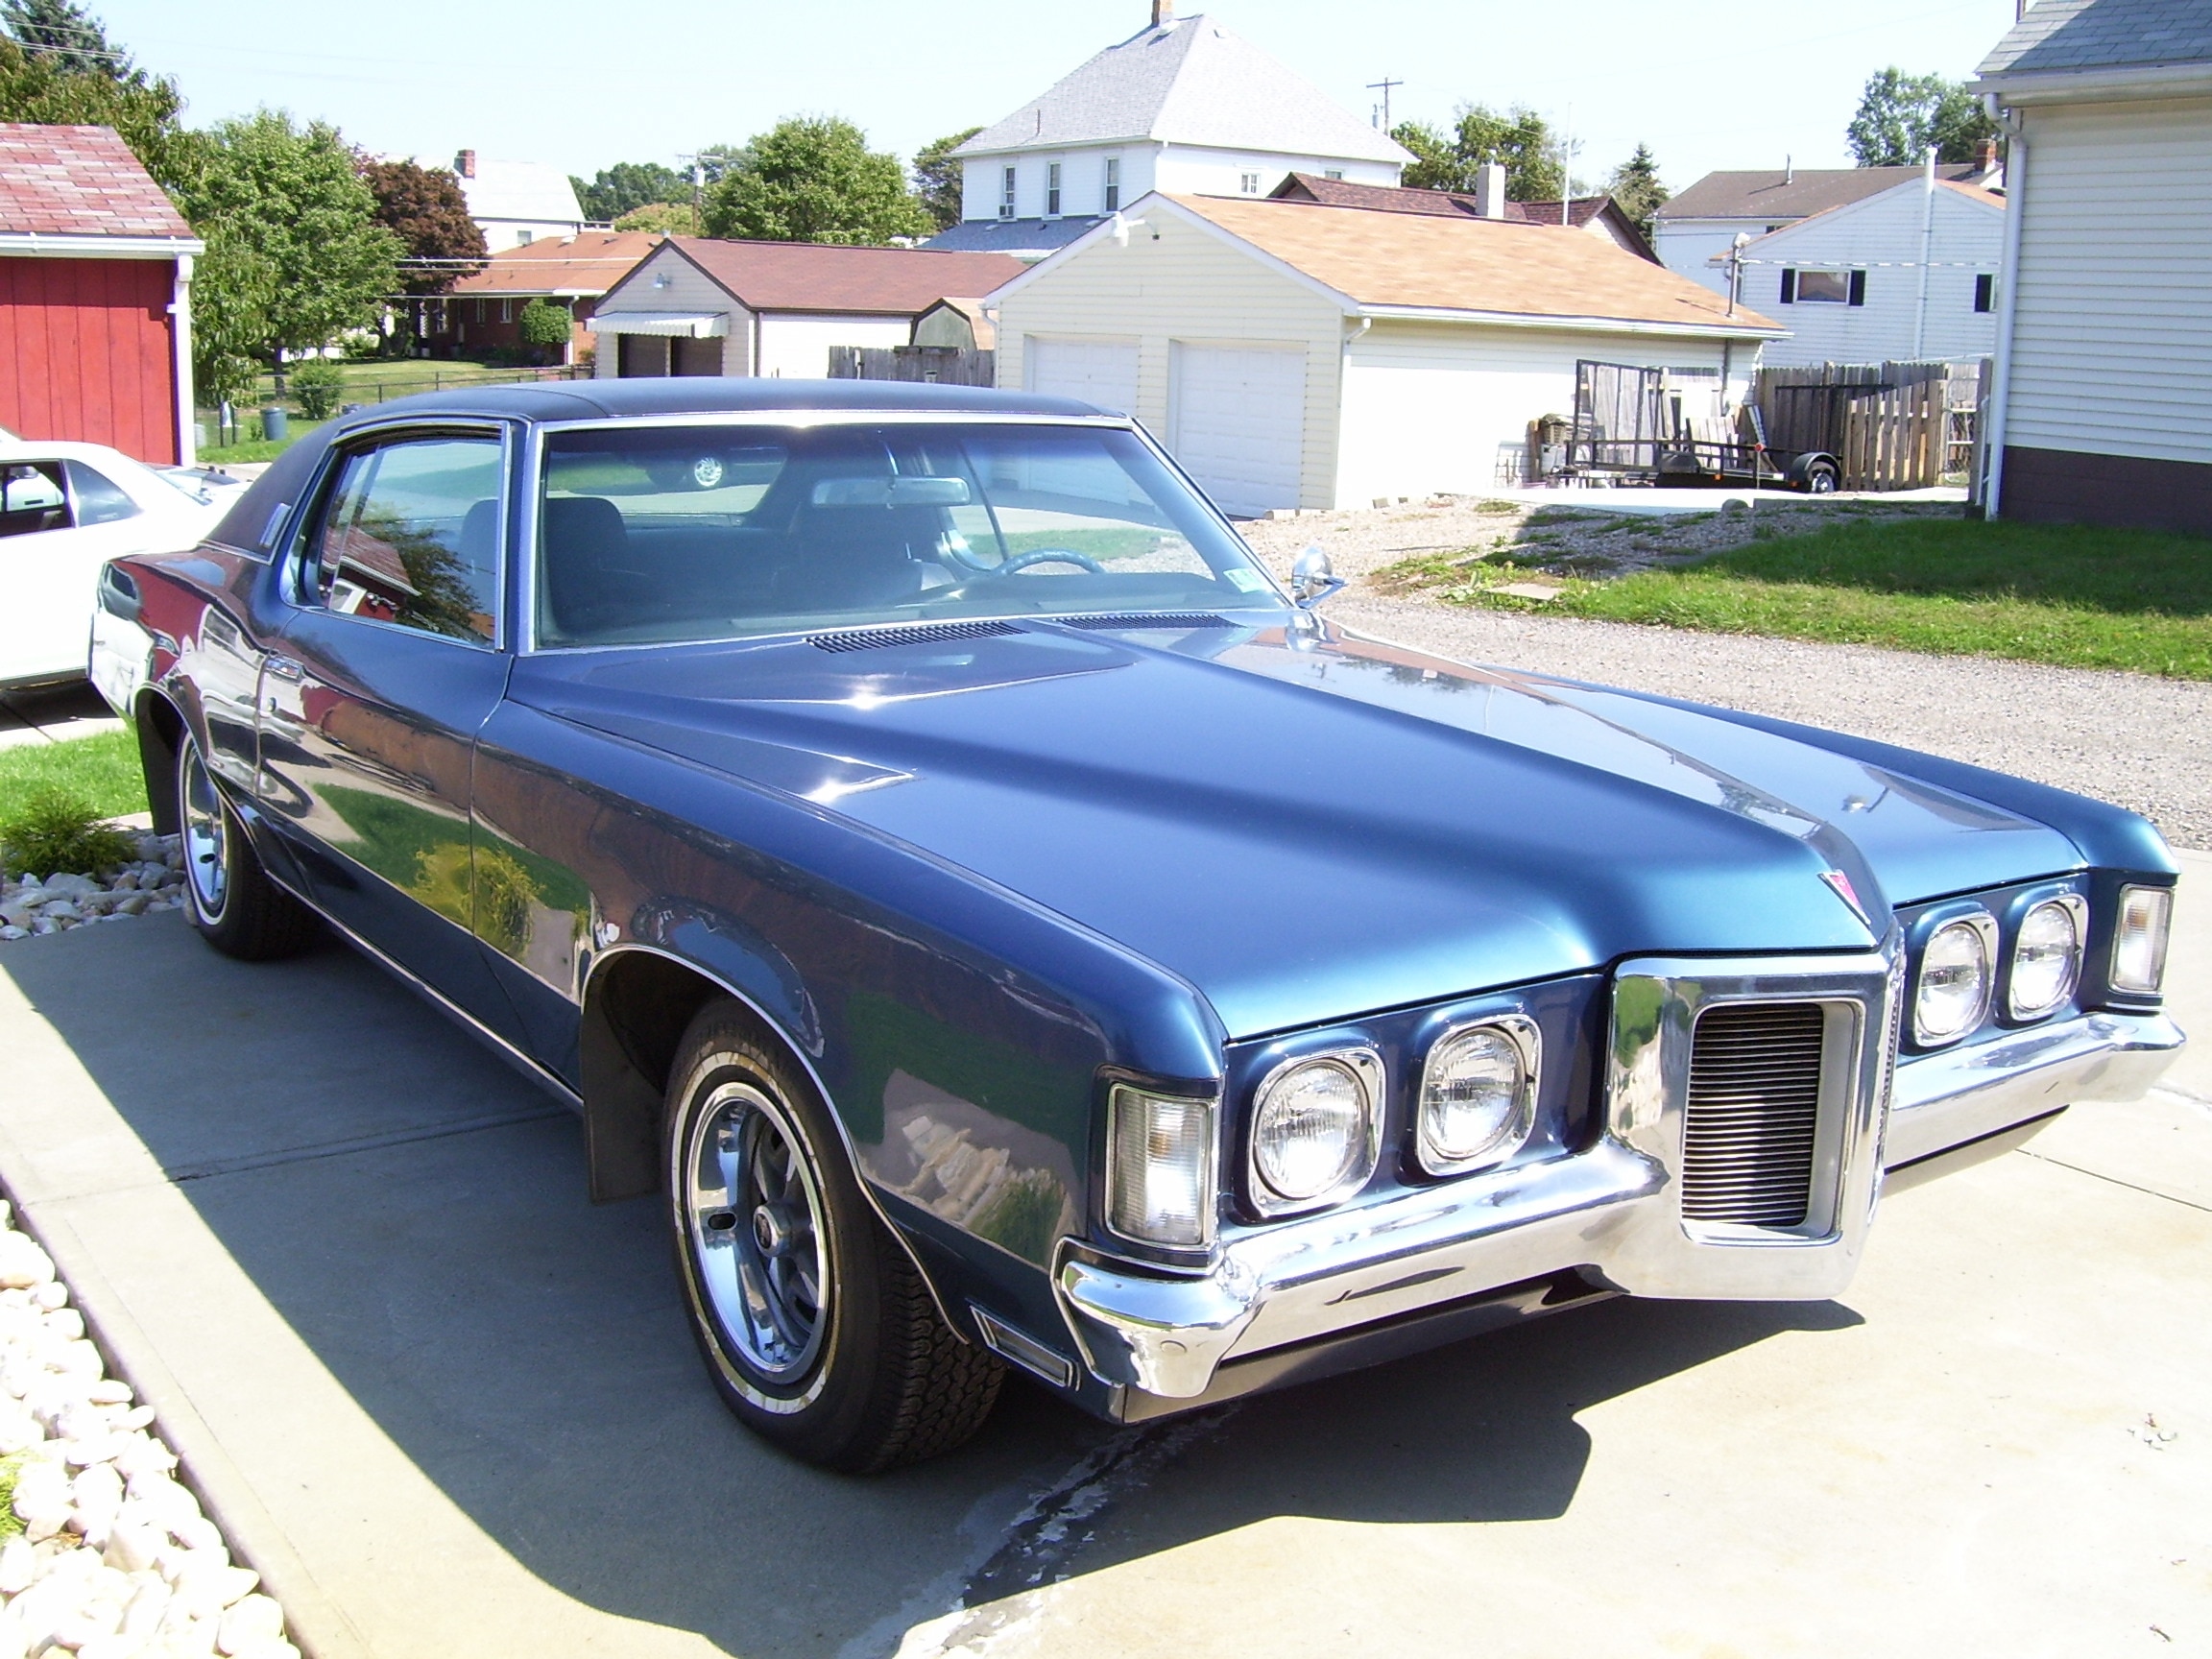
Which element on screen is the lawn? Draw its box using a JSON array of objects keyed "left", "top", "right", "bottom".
[
  {"left": 0, "top": 730, "right": 147, "bottom": 820},
  {"left": 192, "top": 360, "right": 578, "bottom": 462},
  {"left": 1385, "top": 514, "right": 2212, "bottom": 680}
]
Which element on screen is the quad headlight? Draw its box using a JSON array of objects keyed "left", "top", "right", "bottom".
[
  {"left": 1417, "top": 1018, "right": 1539, "bottom": 1176},
  {"left": 2008, "top": 896, "right": 2085, "bottom": 1020},
  {"left": 1106, "top": 1084, "right": 1216, "bottom": 1248},
  {"left": 1246, "top": 1049, "right": 1382, "bottom": 1215},
  {"left": 2112, "top": 884, "right": 2175, "bottom": 995},
  {"left": 1914, "top": 914, "right": 1995, "bottom": 1046}
]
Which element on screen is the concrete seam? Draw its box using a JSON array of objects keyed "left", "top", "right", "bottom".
[{"left": 2014, "top": 1147, "right": 2212, "bottom": 1214}]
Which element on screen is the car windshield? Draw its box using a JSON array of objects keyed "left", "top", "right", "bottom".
[{"left": 534, "top": 421, "right": 1282, "bottom": 647}]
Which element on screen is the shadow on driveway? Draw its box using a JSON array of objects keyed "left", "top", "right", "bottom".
[{"left": 0, "top": 917, "right": 1859, "bottom": 1656}]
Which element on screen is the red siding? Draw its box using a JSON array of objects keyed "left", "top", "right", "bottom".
[{"left": 0, "top": 256, "right": 179, "bottom": 464}]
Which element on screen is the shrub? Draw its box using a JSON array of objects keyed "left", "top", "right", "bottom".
[
  {"left": 0, "top": 788, "right": 135, "bottom": 879},
  {"left": 517, "top": 299, "right": 575, "bottom": 351},
  {"left": 290, "top": 358, "right": 347, "bottom": 421}
]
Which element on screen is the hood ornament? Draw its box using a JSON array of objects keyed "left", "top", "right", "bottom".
[{"left": 1821, "top": 868, "right": 1871, "bottom": 925}]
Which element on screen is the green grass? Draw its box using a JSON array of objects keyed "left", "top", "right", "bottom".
[
  {"left": 193, "top": 360, "right": 576, "bottom": 461},
  {"left": 1399, "top": 515, "right": 2212, "bottom": 680},
  {"left": 0, "top": 730, "right": 146, "bottom": 820}
]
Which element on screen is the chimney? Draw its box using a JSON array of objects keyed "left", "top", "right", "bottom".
[
  {"left": 1151, "top": 0, "right": 1172, "bottom": 26},
  {"left": 1473, "top": 161, "right": 1506, "bottom": 220},
  {"left": 1784, "top": 154, "right": 1793, "bottom": 185},
  {"left": 455, "top": 149, "right": 477, "bottom": 179}
]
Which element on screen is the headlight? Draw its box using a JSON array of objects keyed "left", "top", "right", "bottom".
[
  {"left": 1247, "top": 1050, "right": 1382, "bottom": 1215},
  {"left": 1417, "top": 1019, "right": 1539, "bottom": 1176},
  {"left": 1914, "top": 914, "right": 1994, "bottom": 1045},
  {"left": 2008, "top": 896, "right": 2084, "bottom": 1020},
  {"left": 1106, "top": 1085, "right": 1215, "bottom": 1248},
  {"left": 2112, "top": 884, "right": 2175, "bottom": 994}
]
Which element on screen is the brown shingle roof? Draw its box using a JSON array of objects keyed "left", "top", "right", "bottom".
[
  {"left": 660, "top": 238, "right": 1028, "bottom": 315},
  {"left": 1168, "top": 194, "right": 1777, "bottom": 333},
  {"left": 0, "top": 123, "right": 192, "bottom": 239},
  {"left": 448, "top": 231, "right": 661, "bottom": 298},
  {"left": 1268, "top": 174, "right": 1657, "bottom": 260},
  {"left": 1658, "top": 166, "right": 1982, "bottom": 223}
]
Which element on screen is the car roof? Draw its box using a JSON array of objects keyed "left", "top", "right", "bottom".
[
  {"left": 0, "top": 438, "right": 149, "bottom": 469},
  {"left": 325, "top": 376, "right": 1116, "bottom": 433}
]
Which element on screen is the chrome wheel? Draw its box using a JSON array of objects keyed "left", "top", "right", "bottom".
[
  {"left": 180, "top": 742, "right": 230, "bottom": 923},
  {"left": 684, "top": 1082, "right": 830, "bottom": 1383}
]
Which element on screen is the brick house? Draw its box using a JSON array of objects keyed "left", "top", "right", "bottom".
[{"left": 421, "top": 231, "right": 661, "bottom": 364}]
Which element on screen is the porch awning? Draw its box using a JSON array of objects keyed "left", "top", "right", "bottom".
[{"left": 584, "top": 311, "right": 729, "bottom": 338}]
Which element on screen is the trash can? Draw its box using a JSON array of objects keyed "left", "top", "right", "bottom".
[{"left": 261, "top": 407, "right": 289, "bottom": 442}]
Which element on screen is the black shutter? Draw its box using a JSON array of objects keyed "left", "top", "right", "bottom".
[
  {"left": 1779, "top": 269, "right": 1796, "bottom": 304},
  {"left": 1847, "top": 270, "right": 1866, "bottom": 306},
  {"left": 1974, "top": 274, "right": 1995, "bottom": 313}
]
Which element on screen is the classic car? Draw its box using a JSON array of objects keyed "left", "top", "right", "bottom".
[
  {"left": 88, "top": 380, "right": 2184, "bottom": 1473},
  {"left": 0, "top": 438, "right": 239, "bottom": 689}
]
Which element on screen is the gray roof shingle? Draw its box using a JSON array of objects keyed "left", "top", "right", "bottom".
[{"left": 1978, "top": 0, "right": 2212, "bottom": 77}]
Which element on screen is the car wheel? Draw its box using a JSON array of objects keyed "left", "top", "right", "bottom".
[
  {"left": 1803, "top": 462, "right": 1839, "bottom": 493},
  {"left": 665, "top": 999, "right": 1004, "bottom": 1472},
  {"left": 176, "top": 731, "right": 321, "bottom": 960}
]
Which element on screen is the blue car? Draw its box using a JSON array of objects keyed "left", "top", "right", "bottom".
[{"left": 90, "top": 380, "right": 2185, "bottom": 1471}]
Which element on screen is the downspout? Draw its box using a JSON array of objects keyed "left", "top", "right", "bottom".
[
  {"left": 1338, "top": 315, "right": 1370, "bottom": 506},
  {"left": 170, "top": 252, "right": 196, "bottom": 467},
  {"left": 1912, "top": 145, "right": 1936, "bottom": 359},
  {"left": 1983, "top": 96, "right": 2028, "bottom": 517}
]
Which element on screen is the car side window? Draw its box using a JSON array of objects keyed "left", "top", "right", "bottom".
[
  {"left": 303, "top": 435, "right": 503, "bottom": 643},
  {"left": 63, "top": 462, "right": 142, "bottom": 526},
  {"left": 0, "top": 462, "right": 69, "bottom": 538}
]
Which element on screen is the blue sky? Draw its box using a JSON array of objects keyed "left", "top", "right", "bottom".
[{"left": 96, "top": 0, "right": 2017, "bottom": 194}]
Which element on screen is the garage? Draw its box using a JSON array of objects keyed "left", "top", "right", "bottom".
[
  {"left": 1026, "top": 336, "right": 1140, "bottom": 414},
  {"left": 1169, "top": 343, "right": 1306, "bottom": 517}
]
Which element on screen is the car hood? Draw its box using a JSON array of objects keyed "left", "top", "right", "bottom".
[{"left": 512, "top": 618, "right": 2081, "bottom": 1039}]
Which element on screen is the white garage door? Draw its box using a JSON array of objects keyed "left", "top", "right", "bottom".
[
  {"left": 1026, "top": 336, "right": 1140, "bottom": 414},
  {"left": 1169, "top": 344, "right": 1307, "bottom": 517}
]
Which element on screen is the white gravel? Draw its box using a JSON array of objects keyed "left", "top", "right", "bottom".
[
  {"left": 0, "top": 1206, "right": 294, "bottom": 1659},
  {"left": 0, "top": 839, "right": 187, "bottom": 945}
]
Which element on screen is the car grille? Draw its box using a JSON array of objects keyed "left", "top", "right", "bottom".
[
  {"left": 807, "top": 621, "right": 1023, "bottom": 653},
  {"left": 1681, "top": 1001, "right": 1827, "bottom": 1227}
]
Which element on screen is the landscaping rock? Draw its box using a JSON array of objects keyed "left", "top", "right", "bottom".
[{"left": 0, "top": 834, "right": 183, "bottom": 945}]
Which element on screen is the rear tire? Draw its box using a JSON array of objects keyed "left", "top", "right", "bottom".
[
  {"left": 664, "top": 999, "right": 1003, "bottom": 1472},
  {"left": 176, "top": 730, "right": 320, "bottom": 960}
]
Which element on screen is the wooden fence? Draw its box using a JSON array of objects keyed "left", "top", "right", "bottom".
[
  {"left": 827, "top": 346, "right": 996, "bottom": 387},
  {"left": 1750, "top": 360, "right": 1968, "bottom": 491}
]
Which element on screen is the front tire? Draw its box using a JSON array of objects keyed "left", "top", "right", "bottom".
[
  {"left": 665, "top": 1001, "right": 1003, "bottom": 1472},
  {"left": 176, "top": 731, "right": 320, "bottom": 960}
]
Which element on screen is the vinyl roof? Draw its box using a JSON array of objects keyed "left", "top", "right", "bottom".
[
  {"left": 1980, "top": 0, "right": 2212, "bottom": 76},
  {"left": 0, "top": 124, "right": 193, "bottom": 239},
  {"left": 638, "top": 238, "right": 1028, "bottom": 316}
]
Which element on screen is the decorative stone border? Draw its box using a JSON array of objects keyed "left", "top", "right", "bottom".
[{"left": 1, "top": 838, "right": 187, "bottom": 944}]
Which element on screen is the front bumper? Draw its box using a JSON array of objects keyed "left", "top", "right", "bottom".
[{"left": 1055, "top": 955, "right": 2182, "bottom": 1409}]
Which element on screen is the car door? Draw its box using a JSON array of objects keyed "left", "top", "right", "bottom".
[
  {"left": 254, "top": 423, "right": 523, "bottom": 1039},
  {"left": 0, "top": 458, "right": 168, "bottom": 684}
]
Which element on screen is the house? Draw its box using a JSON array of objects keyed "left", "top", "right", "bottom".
[
  {"left": 1269, "top": 170, "right": 1659, "bottom": 261},
  {"left": 925, "top": 2, "right": 1410, "bottom": 261},
  {"left": 987, "top": 191, "right": 1782, "bottom": 515},
  {"left": 1973, "top": 0, "right": 2212, "bottom": 531},
  {"left": 445, "top": 150, "right": 586, "bottom": 250},
  {"left": 1717, "top": 164, "right": 2006, "bottom": 368},
  {"left": 0, "top": 123, "right": 204, "bottom": 465},
  {"left": 422, "top": 230, "right": 661, "bottom": 363},
  {"left": 588, "top": 238, "right": 1026, "bottom": 378},
  {"left": 1656, "top": 156, "right": 2001, "bottom": 296}
]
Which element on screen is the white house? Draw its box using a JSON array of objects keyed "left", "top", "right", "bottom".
[
  {"left": 1656, "top": 158, "right": 2000, "bottom": 297},
  {"left": 1974, "top": 0, "right": 2212, "bottom": 531},
  {"left": 1719, "top": 167, "right": 2006, "bottom": 368},
  {"left": 987, "top": 191, "right": 1781, "bottom": 516},
  {"left": 447, "top": 150, "right": 586, "bottom": 251},
  {"left": 926, "top": 3, "right": 1409, "bottom": 261}
]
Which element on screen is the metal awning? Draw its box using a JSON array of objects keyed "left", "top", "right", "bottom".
[{"left": 584, "top": 311, "right": 729, "bottom": 338}]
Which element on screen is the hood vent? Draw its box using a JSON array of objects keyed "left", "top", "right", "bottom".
[
  {"left": 807, "top": 621, "right": 1023, "bottom": 653},
  {"left": 1056, "top": 613, "right": 1234, "bottom": 631}
]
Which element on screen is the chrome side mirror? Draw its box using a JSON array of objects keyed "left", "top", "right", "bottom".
[{"left": 1289, "top": 544, "right": 1342, "bottom": 609}]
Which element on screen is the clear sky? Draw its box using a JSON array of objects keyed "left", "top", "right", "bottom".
[{"left": 93, "top": 0, "right": 2017, "bottom": 194}]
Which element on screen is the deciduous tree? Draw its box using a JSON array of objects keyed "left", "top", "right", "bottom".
[
  {"left": 361, "top": 157, "right": 486, "bottom": 297},
  {"left": 612, "top": 200, "right": 699, "bottom": 234},
  {"left": 0, "top": 18, "right": 186, "bottom": 189},
  {"left": 912, "top": 126, "right": 981, "bottom": 230},
  {"left": 702, "top": 116, "right": 928, "bottom": 245},
  {"left": 0, "top": 0, "right": 122, "bottom": 77},
  {"left": 572, "top": 160, "right": 687, "bottom": 222},
  {"left": 1847, "top": 68, "right": 2002, "bottom": 166},
  {"left": 1390, "top": 106, "right": 1564, "bottom": 201},
  {"left": 189, "top": 231, "right": 275, "bottom": 411},
  {"left": 1606, "top": 143, "right": 1669, "bottom": 238}
]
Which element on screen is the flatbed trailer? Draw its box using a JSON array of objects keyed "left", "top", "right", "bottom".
[{"left": 1553, "top": 360, "right": 1841, "bottom": 493}]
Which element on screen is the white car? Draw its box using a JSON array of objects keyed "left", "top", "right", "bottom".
[{"left": 0, "top": 440, "right": 243, "bottom": 688}]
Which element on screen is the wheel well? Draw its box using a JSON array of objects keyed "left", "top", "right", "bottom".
[
  {"left": 579, "top": 950, "right": 745, "bottom": 1203},
  {"left": 135, "top": 693, "right": 182, "bottom": 837}
]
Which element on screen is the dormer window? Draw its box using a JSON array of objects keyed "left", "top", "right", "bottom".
[
  {"left": 1104, "top": 156, "right": 1120, "bottom": 211},
  {"left": 1000, "top": 165, "right": 1017, "bottom": 220},
  {"left": 1046, "top": 162, "right": 1062, "bottom": 217},
  {"left": 1325, "top": 169, "right": 1344, "bottom": 180},
  {"left": 1239, "top": 172, "right": 1262, "bottom": 195}
]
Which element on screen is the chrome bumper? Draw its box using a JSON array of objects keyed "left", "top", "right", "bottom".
[{"left": 1056, "top": 968, "right": 2182, "bottom": 1404}]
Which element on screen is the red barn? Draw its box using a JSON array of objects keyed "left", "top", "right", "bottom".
[{"left": 0, "top": 123, "right": 204, "bottom": 465}]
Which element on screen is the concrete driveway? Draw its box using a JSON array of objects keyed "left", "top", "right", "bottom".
[{"left": 0, "top": 864, "right": 2204, "bottom": 1658}]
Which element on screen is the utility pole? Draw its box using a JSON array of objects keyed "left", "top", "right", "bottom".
[{"left": 1366, "top": 77, "right": 1403, "bottom": 131}]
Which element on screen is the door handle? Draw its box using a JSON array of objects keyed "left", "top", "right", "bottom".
[{"left": 264, "top": 655, "right": 305, "bottom": 682}]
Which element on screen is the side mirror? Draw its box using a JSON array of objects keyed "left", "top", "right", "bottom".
[{"left": 1289, "top": 544, "right": 1342, "bottom": 609}]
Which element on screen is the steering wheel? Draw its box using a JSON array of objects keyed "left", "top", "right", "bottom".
[{"left": 974, "top": 548, "right": 1107, "bottom": 578}]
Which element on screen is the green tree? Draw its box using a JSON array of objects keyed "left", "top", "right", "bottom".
[
  {"left": 1606, "top": 143, "right": 1669, "bottom": 238},
  {"left": 1, "top": 0, "right": 123, "bottom": 76},
  {"left": 1847, "top": 68, "right": 2003, "bottom": 166},
  {"left": 912, "top": 126, "right": 981, "bottom": 230},
  {"left": 190, "top": 229, "right": 276, "bottom": 410},
  {"left": 612, "top": 199, "right": 699, "bottom": 234},
  {"left": 361, "top": 157, "right": 486, "bottom": 297},
  {"left": 517, "top": 298, "right": 573, "bottom": 355},
  {"left": 571, "top": 160, "right": 686, "bottom": 222},
  {"left": 1390, "top": 105, "right": 1563, "bottom": 201},
  {"left": 174, "top": 110, "right": 402, "bottom": 369},
  {"left": 702, "top": 116, "right": 928, "bottom": 245}
]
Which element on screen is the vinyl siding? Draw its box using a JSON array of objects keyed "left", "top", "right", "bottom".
[
  {"left": 2008, "top": 96, "right": 2212, "bottom": 464},
  {"left": 756, "top": 314, "right": 910, "bottom": 379},
  {"left": 994, "top": 209, "right": 1348, "bottom": 509},
  {"left": 591, "top": 248, "right": 752, "bottom": 377}
]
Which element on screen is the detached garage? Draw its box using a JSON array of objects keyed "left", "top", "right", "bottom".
[
  {"left": 0, "top": 124, "right": 203, "bottom": 465},
  {"left": 994, "top": 192, "right": 1782, "bottom": 513}
]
